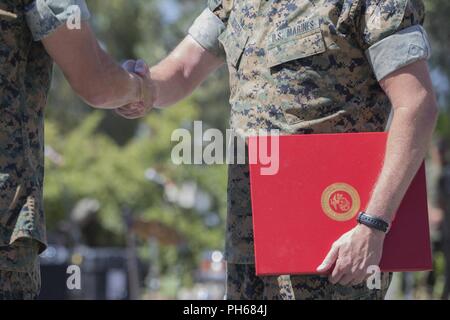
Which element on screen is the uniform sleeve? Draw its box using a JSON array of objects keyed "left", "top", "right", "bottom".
[
  {"left": 25, "top": 0, "right": 91, "bottom": 41},
  {"left": 357, "top": 0, "right": 431, "bottom": 81},
  {"left": 188, "top": 0, "right": 231, "bottom": 58}
]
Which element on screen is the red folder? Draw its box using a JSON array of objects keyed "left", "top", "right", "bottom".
[{"left": 249, "top": 132, "right": 432, "bottom": 276}]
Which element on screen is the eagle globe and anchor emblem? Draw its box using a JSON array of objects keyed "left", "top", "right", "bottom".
[{"left": 321, "top": 183, "right": 361, "bottom": 222}]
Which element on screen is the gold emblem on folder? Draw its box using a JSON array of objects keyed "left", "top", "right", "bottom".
[{"left": 321, "top": 183, "right": 361, "bottom": 222}]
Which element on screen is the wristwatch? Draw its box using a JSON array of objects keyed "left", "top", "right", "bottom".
[{"left": 357, "top": 212, "right": 390, "bottom": 234}]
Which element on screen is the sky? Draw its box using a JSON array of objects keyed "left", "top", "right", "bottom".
[{"left": 158, "top": 0, "right": 181, "bottom": 23}]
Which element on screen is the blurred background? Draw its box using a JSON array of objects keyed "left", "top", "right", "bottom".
[{"left": 38, "top": 0, "right": 450, "bottom": 300}]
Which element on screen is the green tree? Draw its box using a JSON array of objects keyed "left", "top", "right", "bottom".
[{"left": 425, "top": 0, "right": 450, "bottom": 139}]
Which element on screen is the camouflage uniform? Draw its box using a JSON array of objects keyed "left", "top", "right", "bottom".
[
  {"left": 0, "top": 0, "right": 89, "bottom": 299},
  {"left": 189, "top": 0, "right": 431, "bottom": 300}
]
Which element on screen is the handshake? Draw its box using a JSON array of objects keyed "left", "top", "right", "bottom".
[{"left": 116, "top": 59, "right": 156, "bottom": 120}]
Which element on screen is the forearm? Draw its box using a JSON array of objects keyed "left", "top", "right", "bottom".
[
  {"left": 150, "top": 56, "right": 193, "bottom": 108},
  {"left": 74, "top": 47, "right": 142, "bottom": 109},
  {"left": 42, "top": 22, "right": 141, "bottom": 109},
  {"left": 366, "top": 93, "right": 438, "bottom": 223},
  {"left": 150, "top": 36, "right": 224, "bottom": 108}
]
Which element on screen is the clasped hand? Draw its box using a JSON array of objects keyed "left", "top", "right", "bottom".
[{"left": 117, "top": 59, "right": 155, "bottom": 119}]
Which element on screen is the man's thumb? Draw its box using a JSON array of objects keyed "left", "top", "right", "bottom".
[
  {"left": 317, "top": 246, "right": 339, "bottom": 272},
  {"left": 122, "top": 60, "right": 136, "bottom": 72},
  {"left": 135, "top": 59, "right": 150, "bottom": 77}
]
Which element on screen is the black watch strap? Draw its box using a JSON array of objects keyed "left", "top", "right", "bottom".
[{"left": 357, "top": 212, "right": 390, "bottom": 233}]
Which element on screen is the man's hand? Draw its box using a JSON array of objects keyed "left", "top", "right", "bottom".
[
  {"left": 116, "top": 59, "right": 156, "bottom": 119},
  {"left": 317, "top": 225, "right": 385, "bottom": 286}
]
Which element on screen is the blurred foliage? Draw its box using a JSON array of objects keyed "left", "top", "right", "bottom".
[
  {"left": 425, "top": 0, "right": 450, "bottom": 80},
  {"left": 43, "top": 0, "right": 450, "bottom": 289},
  {"left": 424, "top": 0, "right": 450, "bottom": 140},
  {"left": 45, "top": 99, "right": 227, "bottom": 276}
]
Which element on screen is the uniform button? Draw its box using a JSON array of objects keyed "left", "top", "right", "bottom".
[{"left": 409, "top": 44, "right": 423, "bottom": 57}]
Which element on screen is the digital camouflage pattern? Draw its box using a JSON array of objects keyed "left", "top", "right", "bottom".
[
  {"left": 0, "top": 0, "right": 54, "bottom": 298},
  {"left": 1, "top": 0, "right": 90, "bottom": 262},
  {"left": 0, "top": 0, "right": 50, "bottom": 251},
  {"left": 211, "top": 0, "right": 425, "bottom": 136},
  {"left": 226, "top": 263, "right": 392, "bottom": 300},
  {"left": 190, "top": 0, "right": 428, "bottom": 299},
  {"left": 226, "top": 163, "right": 253, "bottom": 264},
  {"left": 1, "top": 0, "right": 89, "bottom": 299},
  {"left": 0, "top": 239, "right": 41, "bottom": 299},
  {"left": 226, "top": 264, "right": 295, "bottom": 300},
  {"left": 25, "top": 0, "right": 91, "bottom": 41}
]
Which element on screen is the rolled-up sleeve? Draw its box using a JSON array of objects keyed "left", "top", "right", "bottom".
[
  {"left": 25, "top": 0, "right": 91, "bottom": 41},
  {"left": 366, "top": 25, "right": 431, "bottom": 81},
  {"left": 188, "top": 8, "right": 226, "bottom": 58},
  {"left": 357, "top": 0, "right": 430, "bottom": 81}
]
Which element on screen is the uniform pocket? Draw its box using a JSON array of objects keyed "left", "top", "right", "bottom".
[
  {"left": 266, "top": 18, "right": 326, "bottom": 68},
  {"left": 218, "top": 15, "right": 249, "bottom": 69},
  {"left": 266, "top": 18, "right": 328, "bottom": 125}
]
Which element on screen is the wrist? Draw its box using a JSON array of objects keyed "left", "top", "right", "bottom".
[
  {"left": 135, "top": 73, "right": 158, "bottom": 110},
  {"left": 152, "top": 80, "right": 160, "bottom": 108},
  {"left": 357, "top": 212, "right": 391, "bottom": 234},
  {"left": 132, "top": 73, "right": 144, "bottom": 103},
  {"left": 357, "top": 223, "right": 386, "bottom": 240}
]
